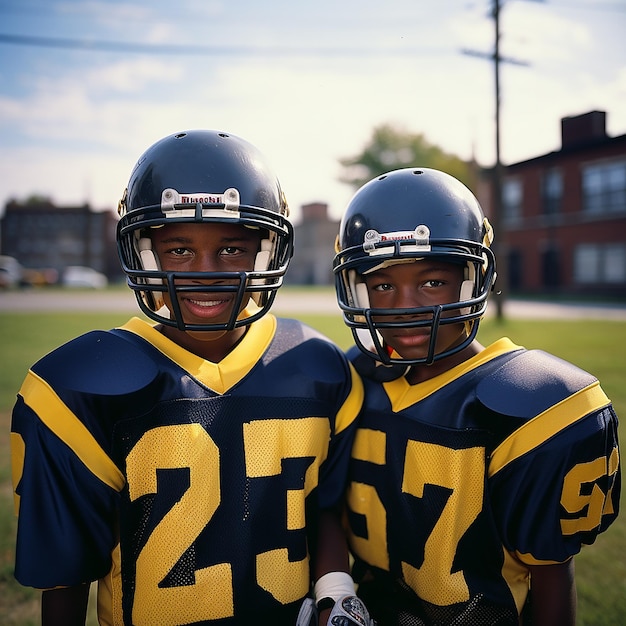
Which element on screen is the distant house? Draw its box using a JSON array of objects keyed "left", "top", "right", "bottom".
[
  {"left": 288, "top": 202, "right": 339, "bottom": 285},
  {"left": 0, "top": 200, "right": 120, "bottom": 281},
  {"left": 481, "top": 110, "right": 626, "bottom": 298}
]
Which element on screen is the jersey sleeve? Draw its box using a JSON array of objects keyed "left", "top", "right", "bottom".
[
  {"left": 487, "top": 377, "right": 620, "bottom": 565},
  {"left": 317, "top": 359, "right": 363, "bottom": 510},
  {"left": 11, "top": 381, "right": 122, "bottom": 588},
  {"left": 11, "top": 329, "right": 157, "bottom": 589}
]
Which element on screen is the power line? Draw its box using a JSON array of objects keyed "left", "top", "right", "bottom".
[{"left": 0, "top": 32, "right": 447, "bottom": 57}]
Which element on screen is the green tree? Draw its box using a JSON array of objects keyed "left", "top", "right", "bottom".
[{"left": 339, "top": 124, "right": 474, "bottom": 191}]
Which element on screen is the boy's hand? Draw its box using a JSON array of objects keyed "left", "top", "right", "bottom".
[
  {"left": 296, "top": 595, "right": 376, "bottom": 626},
  {"left": 326, "top": 595, "right": 375, "bottom": 625}
]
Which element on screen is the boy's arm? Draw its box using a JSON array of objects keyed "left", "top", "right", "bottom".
[
  {"left": 313, "top": 509, "right": 351, "bottom": 579},
  {"left": 298, "top": 509, "right": 375, "bottom": 626},
  {"left": 527, "top": 560, "right": 576, "bottom": 626},
  {"left": 313, "top": 509, "right": 352, "bottom": 625},
  {"left": 42, "top": 583, "right": 90, "bottom": 626}
]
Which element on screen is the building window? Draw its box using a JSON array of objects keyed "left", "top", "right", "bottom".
[
  {"left": 574, "top": 243, "right": 626, "bottom": 285},
  {"left": 604, "top": 244, "right": 626, "bottom": 283},
  {"left": 542, "top": 169, "right": 562, "bottom": 215},
  {"left": 541, "top": 246, "right": 560, "bottom": 288},
  {"left": 502, "top": 178, "right": 522, "bottom": 223},
  {"left": 582, "top": 161, "right": 626, "bottom": 214}
]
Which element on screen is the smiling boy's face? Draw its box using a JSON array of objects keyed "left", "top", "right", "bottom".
[
  {"left": 150, "top": 221, "right": 262, "bottom": 328},
  {"left": 363, "top": 258, "right": 468, "bottom": 363}
]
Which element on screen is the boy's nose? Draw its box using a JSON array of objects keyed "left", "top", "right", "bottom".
[
  {"left": 189, "top": 253, "right": 221, "bottom": 273},
  {"left": 394, "top": 286, "right": 426, "bottom": 309}
]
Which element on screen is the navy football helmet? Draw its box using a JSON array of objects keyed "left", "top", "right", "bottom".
[
  {"left": 117, "top": 130, "right": 293, "bottom": 331},
  {"left": 333, "top": 167, "right": 496, "bottom": 365}
]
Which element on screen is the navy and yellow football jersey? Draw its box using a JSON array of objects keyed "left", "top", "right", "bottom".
[
  {"left": 11, "top": 315, "right": 363, "bottom": 626},
  {"left": 346, "top": 337, "right": 620, "bottom": 625}
]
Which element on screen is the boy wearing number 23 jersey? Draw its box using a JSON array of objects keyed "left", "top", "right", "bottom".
[
  {"left": 333, "top": 168, "right": 620, "bottom": 625},
  {"left": 11, "top": 131, "right": 363, "bottom": 625}
]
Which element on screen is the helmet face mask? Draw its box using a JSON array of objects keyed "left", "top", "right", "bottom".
[
  {"left": 117, "top": 131, "right": 293, "bottom": 331},
  {"left": 333, "top": 168, "right": 496, "bottom": 366}
]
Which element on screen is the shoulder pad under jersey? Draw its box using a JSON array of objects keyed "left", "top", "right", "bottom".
[
  {"left": 30, "top": 329, "right": 159, "bottom": 397},
  {"left": 267, "top": 317, "right": 352, "bottom": 376},
  {"left": 476, "top": 349, "right": 598, "bottom": 420}
]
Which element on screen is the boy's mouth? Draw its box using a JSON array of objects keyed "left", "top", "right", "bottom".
[{"left": 181, "top": 294, "right": 234, "bottom": 319}]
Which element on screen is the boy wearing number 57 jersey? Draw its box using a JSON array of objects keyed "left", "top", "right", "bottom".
[
  {"left": 11, "top": 131, "right": 363, "bottom": 625},
  {"left": 333, "top": 167, "right": 620, "bottom": 625}
]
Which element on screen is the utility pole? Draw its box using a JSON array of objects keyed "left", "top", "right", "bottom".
[
  {"left": 492, "top": 0, "right": 506, "bottom": 320},
  {"left": 462, "top": 0, "right": 529, "bottom": 321}
]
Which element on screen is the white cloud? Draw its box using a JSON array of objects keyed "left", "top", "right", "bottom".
[{"left": 0, "top": 0, "right": 624, "bottom": 223}]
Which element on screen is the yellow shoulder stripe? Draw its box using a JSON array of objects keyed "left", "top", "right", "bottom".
[
  {"left": 385, "top": 338, "right": 521, "bottom": 412},
  {"left": 19, "top": 371, "right": 125, "bottom": 491},
  {"left": 488, "top": 382, "right": 610, "bottom": 477},
  {"left": 120, "top": 315, "right": 276, "bottom": 394},
  {"left": 334, "top": 362, "right": 364, "bottom": 435}
]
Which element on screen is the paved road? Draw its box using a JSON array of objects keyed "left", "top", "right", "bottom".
[{"left": 1, "top": 288, "right": 626, "bottom": 320}]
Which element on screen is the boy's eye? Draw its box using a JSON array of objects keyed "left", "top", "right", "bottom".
[
  {"left": 170, "top": 247, "right": 191, "bottom": 256},
  {"left": 372, "top": 282, "right": 393, "bottom": 291}
]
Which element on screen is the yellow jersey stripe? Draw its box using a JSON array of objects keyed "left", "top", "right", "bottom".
[
  {"left": 334, "top": 362, "right": 364, "bottom": 435},
  {"left": 120, "top": 315, "right": 275, "bottom": 394},
  {"left": 385, "top": 338, "right": 521, "bottom": 413},
  {"left": 19, "top": 371, "right": 125, "bottom": 491},
  {"left": 488, "top": 382, "right": 610, "bottom": 477}
]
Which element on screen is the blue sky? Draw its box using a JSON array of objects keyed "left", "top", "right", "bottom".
[{"left": 0, "top": 0, "right": 624, "bottom": 222}]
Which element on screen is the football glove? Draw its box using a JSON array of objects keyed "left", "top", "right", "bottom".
[
  {"left": 295, "top": 595, "right": 376, "bottom": 626},
  {"left": 296, "top": 597, "right": 317, "bottom": 626}
]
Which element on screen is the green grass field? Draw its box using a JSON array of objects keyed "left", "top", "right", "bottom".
[{"left": 0, "top": 306, "right": 624, "bottom": 624}]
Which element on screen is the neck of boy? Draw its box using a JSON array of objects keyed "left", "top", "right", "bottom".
[
  {"left": 157, "top": 324, "right": 248, "bottom": 362},
  {"left": 405, "top": 340, "right": 484, "bottom": 385}
]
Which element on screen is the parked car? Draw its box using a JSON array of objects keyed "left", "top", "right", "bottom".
[
  {"left": 0, "top": 255, "right": 23, "bottom": 288},
  {"left": 21, "top": 267, "right": 59, "bottom": 287},
  {"left": 63, "top": 266, "right": 108, "bottom": 289}
]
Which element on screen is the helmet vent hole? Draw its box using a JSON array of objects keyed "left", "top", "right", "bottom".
[
  {"left": 378, "top": 175, "right": 387, "bottom": 180},
  {"left": 174, "top": 133, "right": 187, "bottom": 139},
  {"left": 218, "top": 133, "right": 230, "bottom": 138},
  {"left": 412, "top": 169, "right": 424, "bottom": 175}
]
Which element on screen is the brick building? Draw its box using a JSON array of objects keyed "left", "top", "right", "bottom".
[
  {"left": 288, "top": 202, "right": 339, "bottom": 285},
  {"left": 3, "top": 112, "right": 624, "bottom": 296},
  {"left": 490, "top": 110, "right": 626, "bottom": 298},
  {"left": 0, "top": 200, "right": 120, "bottom": 281}
]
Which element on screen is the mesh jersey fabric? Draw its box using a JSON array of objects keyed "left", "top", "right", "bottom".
[
  {"left": 346, "top": 337, "right": 620, "bottom": 625},
  {"left": 12, "top": 315, "right": 363, "bottom": 625}
]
